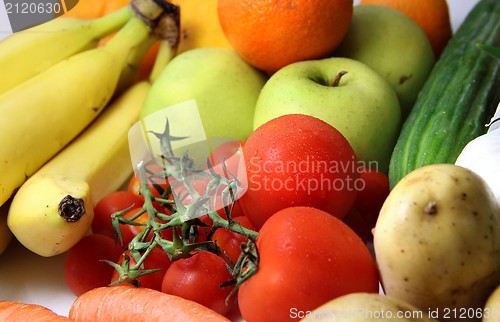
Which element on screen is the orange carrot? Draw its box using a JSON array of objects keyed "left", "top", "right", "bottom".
[
  {"left": 69, "top": 285, "right": 231, "bottom": 322},
  {"left": 0, "top": 301, "right": 72, "bottom": 321}
]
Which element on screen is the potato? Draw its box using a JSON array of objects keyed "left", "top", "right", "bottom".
[
  {"left": 299, "top": 292, "right": 438, "bottom": 321},
  {"left": 374, "top": 164, "right": 500, "bottom": 321},
  {"left": 483, "top": 285, "right": 500, "bottom": 321}
]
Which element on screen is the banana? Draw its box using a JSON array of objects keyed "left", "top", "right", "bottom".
[
  {"left": 0, "top": 200, "right": 12, "bottom": 256},
  {"left": 0, "top": 15, "right": 152, "bottom": 208},
  {"left": 0, "top": 6, "right": 132, "bottom": 95},
  {"left": 114, "top": 35, "right": 157, "bottom": 96},
  {"left": 8, "top": 81, "right": 151, "bottom": 257}
]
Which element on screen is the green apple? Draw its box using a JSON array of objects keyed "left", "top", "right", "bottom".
[
  {"left": 141, "top": 48, "right": 267, "bottom": 141},
  {"left": 335, "top": 5, "right": 435, "bottom": 118},
  {"left": 253, "top": 57, "right": 401, "bottom": 173}
]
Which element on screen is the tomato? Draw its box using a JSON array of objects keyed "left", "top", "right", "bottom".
[
  {"left": 92, "top": 191, "right": 144, "bottom": 238},
  {"left": 118, "top": 207, "right": 154, "bottom": 247},
  {"left": 111, "top": 247, "right": 172, "bottom": 291},
  {"left": 159, "top": 224, "right": 208, "bottom": 245},
  {"left": 161, "top": 251, "right": 235, "bottom": 316},
  {"left": 353, "top": 166, "right": 389, "bottom": 219},
  {"left": 172, "top": 173, "right": 244, "bottom": 221},
  {"left": 239, "top": 114, "right": 360, "bottom": 230},
  {"left": 211, "top": 216, "right": 255, "bottom": 265},
  {"left": 238, "top": 206, "right": 380, "bottom": 322},
  {"left": 343, "top": 167, "right": 390, "bottom": 243},
  {"left": 207, "top": 140, "right": 245, "bottom": 180},
  {"left": 342, "top": 208, "right": 373, "bottom": 243},
  {"left": 128, "top": 161, "right": 170, "bottom": 200},
  {"left": 64, "top": 234, "right": 123, "bottom": 296}
]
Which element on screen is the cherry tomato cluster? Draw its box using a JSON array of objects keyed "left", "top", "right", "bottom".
[
  {"left": 64, "top": 140, "right": 254, "bottom": 316},
  {"left": 64, "top": 114, "right": 390, "bottom": 321}
]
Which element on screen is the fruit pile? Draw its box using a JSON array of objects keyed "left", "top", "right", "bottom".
[{"left": 0, "top": 0, "right": 500, "bottom": 321}]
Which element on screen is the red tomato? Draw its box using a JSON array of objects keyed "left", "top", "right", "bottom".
[
  {"left": 92, "top": 191, "right": 144, "bottom": 238},
  {"left": 119, "top": 207, "right": 151, "bottom": 247},
  {"left": 238, "top": 207, "right": 380, "bottom": 322},
  {"left": 128, "top": 161, "right": 170, "bottom": 200},
  {"left": 111, "top": 247, "right": 172, "bottom": 291},
  {"left": 240, "top": 114, "right": 360, "bottom": 230},
  {"left": 211, "top": 216, "right": 255, "bottom": 265},
  {"left": 353, "top": 166, "right": 390, "bottom": 217},
  {"left": 64, "top": 234, "right": 123, "bottom": 296},
  {"left": 172, "top": 173, "right": 244, "bottom": 221},
  {"left": 342, "top": 208, "right": 373, "bottom": 243},
  {"left": 343, "top": 167, "right": 390, "bottom": 243},
  {"left": 161, "top": 251, "right": 235, "bottom": 316},
  {"left": 160, "top": 224, "right": 208, "bottom": 244},
  {"left": 207, "top": 140, "right": 245, "bottom": 180}
]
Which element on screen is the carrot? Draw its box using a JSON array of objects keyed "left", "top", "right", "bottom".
[
  {"left": 0, "top": 301, "right": 72, "bottom": 321},
  {"left": 69, "top": 285, "right": 231, "bottom": 322}
]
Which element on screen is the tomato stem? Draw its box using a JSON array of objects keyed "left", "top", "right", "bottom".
[
  {"left": 108, "top": 117, "right": 260, "bottom": 290},
  {"left": 223, "top": 240, "right": 259, "bottom": 304}
]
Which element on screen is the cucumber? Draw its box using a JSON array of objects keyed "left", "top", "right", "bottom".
[{"left": 388, "top": 0, "right": 500, "bottom": 188}]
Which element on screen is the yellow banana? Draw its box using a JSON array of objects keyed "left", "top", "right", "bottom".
[
  {"left": 0, "top": 6, "right": 132, "bottom": 95},
  {"left": 175, "top": 0, "right": 231, "bottom": 54},
  {"left": 8, "top": 81, "right": 151, "bottom": 257},
  {"left": 0, "top": 15, "right": 152, "bottom": 208},
  {"left": 0, "top": 200, "right": 12, "bottom": 256},
  {"left": 114, "top": 35, "right": 157, "bottom": 96}
]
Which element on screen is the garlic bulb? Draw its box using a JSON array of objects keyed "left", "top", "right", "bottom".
[{"left": 456, "top": 102, "right": 500, "bottom": 206}]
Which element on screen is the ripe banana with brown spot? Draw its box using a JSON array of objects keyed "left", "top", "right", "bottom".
[
  {"left": 0, "top": 15, "right": 152, "bottom": 208},
  {"left": 8, "top": 81, "right": 151, "bottom": 257}
]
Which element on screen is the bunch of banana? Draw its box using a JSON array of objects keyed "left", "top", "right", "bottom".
[
  {"left": 5, "top": 0, "right": 181, "bottom": 257},
  {"left": 7, "top": 82, "right": 151, "bottom": 257},
  {"left": 0, "top": 6, "right": 132, "bottom": 95},
  {"left": 0, "top": 200, "right": 12, "bottom": 256},
  {"left": 0, "top": 4, "right": 157, "bottom": 209}
]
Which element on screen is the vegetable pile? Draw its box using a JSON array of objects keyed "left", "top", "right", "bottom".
[{"left": 0, "top": 0, "right": 500, "bottom": 321}]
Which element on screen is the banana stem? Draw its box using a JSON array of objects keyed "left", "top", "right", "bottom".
[
  {"left": 149, "top": 2, "right": 180, "bottom": 82},
  {"left": 88, "top": 6, "right": 134, "bottom": 39},
  {"left": 149, "top": 40, "right": 176, "bottom": 82},
  {"left": 104, "top": 16, "right": 151, "bottom": 62}
]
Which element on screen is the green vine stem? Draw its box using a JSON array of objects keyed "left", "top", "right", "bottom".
[{"left": 109, "top": 117, "right": 260, "bottom": 291}]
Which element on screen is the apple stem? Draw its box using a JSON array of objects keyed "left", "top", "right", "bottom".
[{"left": 332, "top": 71, "right": 348, "bottom": 87}]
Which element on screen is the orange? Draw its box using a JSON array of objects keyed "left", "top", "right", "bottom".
[
  {"left": 217, "top": 0, "right": 353, "bottom": 74},
  {"left": 360, "top": 0, "right": 452, "bottom": 57}
]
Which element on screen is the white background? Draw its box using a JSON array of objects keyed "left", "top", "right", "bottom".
[{"left": 0, "top": 0, "right": 13, "bottom": 40}]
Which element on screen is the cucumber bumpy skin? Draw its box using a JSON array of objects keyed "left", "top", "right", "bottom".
[{"left": 388, "top": 0, "right": 500, "bottom": 189}]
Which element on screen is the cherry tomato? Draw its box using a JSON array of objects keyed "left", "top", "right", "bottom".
[
  {"left": 111, "top": 247, "right": 172, "bottom": 291},
  {"left": 239, "top": 114, "right": 360, "bottom": 230},
  {"left": 92, "top": 191, "right": 144, "bottom": 238},
  {"left": 343, "top": 167, "right": 390, "bottom": 243},
  {"left": 118, "top": 207, "right": 152, "bottom": 247},
  {"left": 159, "top": 224, "right": 209, "bottom": 245},
  {"left": 353, "top": 166, "right": 390, "bottom": 218},
  {"left": 64, "top": 234, "right": 123, "bottom": 296},
  {"left": 161, "top": 251, "right": 235, "bottom": 316},
  {"left": 172, "top": 173, "right": 244, "bottom": 221},
  {"left": 238, "top": 206, "right": 380, "bottom": 322},
  {"left": 342, "top": 208, "right": 373, "bottom": 243},
  {"left": 211, "top": 216, "right": 255, "bottom": 265},
  {"left": 207, "top": 140, "right": 245, "bottom": 180},
  {"left": 128, "top": 161, "right": 170, "bottom": 200}
]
